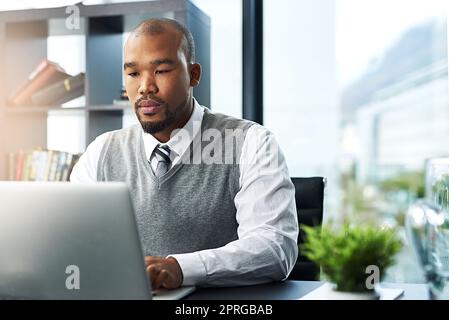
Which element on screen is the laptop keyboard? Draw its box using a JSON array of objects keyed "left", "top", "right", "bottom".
[{"left": 152, "top": 286, "right": 196, "bottom": 300}]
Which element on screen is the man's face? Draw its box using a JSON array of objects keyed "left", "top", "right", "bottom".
[{"left": 124, "top": 29, "right": 197, "bottom": 134}]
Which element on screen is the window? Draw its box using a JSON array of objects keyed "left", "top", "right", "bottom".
[
  {"left": 264, "top": 0, "right": 449, "bottom": 282},
  {"left": 263, "top": 0, "right": 340, "bottom": 215}
]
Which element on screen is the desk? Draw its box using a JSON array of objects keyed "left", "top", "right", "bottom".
[{"left": 187, "top": 281, "right": 430, "bottom": 300}]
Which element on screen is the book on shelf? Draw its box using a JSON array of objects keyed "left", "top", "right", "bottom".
[
  {"left": 21, "top": 152, "right": 33, "bottom": 181},
  {"left": 7, "top": 152, "right": 16, "bottom": 181},
  {"left": 61, "top": 153, "right": 81, "bottom": 182},
  {"left": 27, "top": 149, "right": 42, "bottom": 181},
  {"left": 8, "top": 59, "right": 70, "bottom": 106},
  {"left": 54, "top": 152, "right": 68, "bottom": 182},
  {"left": 11, "top": 148, "right": 81, "bottom": 182},
  {"left": 14, "top": 151, "right": 26, "bottom": 181},
  {"left": 31, "top": 73, "right": 85, "bottom": 106}
]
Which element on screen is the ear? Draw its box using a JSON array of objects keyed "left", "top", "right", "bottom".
[{"left": 189, "top": 63, "right": 202, "bottom": 87}]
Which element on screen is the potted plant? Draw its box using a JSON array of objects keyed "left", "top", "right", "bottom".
[{"left": 300, "top": 223, "right": 403, "bottom": 299}]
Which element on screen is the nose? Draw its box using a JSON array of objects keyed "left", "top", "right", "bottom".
[{"left": 138, "top": 75, "right": 158, "bottom": 96}]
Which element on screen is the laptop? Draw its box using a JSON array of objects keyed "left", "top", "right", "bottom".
[{"left": 0, "top": 182, "right": 195, "bottom": 300}]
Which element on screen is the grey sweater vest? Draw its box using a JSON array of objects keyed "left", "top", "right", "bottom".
[{"left": 98, "top": 109, "right": 254, "bottom": 256}]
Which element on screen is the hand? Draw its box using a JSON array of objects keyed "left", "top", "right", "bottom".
[{"left": 144, "top": 256, "right": 183, "bottom": 290}]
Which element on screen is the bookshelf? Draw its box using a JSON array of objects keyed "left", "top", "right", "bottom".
[{"left": 0, "top": 0, "right": 211, "bottom": 180}]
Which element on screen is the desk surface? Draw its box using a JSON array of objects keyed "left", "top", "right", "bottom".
[{"left": 187, "top": 281, "right": 430, "bottom": 300}]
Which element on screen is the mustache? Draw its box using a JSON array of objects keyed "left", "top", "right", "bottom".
[{"left": 135, "top": 95, "right": 165, "bottom": 108}]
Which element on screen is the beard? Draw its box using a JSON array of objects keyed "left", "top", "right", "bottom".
[
  {"left": 136, "top": 105, "right": 177, "bottom": 134},
  {"left": 135, "top": 97, "right": 188, "bottom": 134}
]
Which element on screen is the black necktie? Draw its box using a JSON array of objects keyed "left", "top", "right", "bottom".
[{"left": 153, "top": 144, "right": 171, "bottom": 177}]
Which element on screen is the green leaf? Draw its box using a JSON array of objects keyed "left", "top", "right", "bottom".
[{"left": 300, "top": 223, "right": 403, "bottom": 292}]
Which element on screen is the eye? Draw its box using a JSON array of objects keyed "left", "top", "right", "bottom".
[
  {"left": 127, "top": 72, "right": 139, "bottom": 77},
  {"left": 155, "top": 69, "right": 172, "bottom": 75}
]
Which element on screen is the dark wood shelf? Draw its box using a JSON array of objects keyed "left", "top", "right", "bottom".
[
  {"left": 0, "top": 1, "right": 192, "bottom": 23},
  {"left": 3, "top": 104, "right": 132, "bottom": 114},
  {"left": 88, "top": 103, "right": 131, "bottom": 111}
]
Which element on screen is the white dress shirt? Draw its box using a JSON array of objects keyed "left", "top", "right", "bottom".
[{"left": 70, "top": 99, "right": 299, "bottom": 287}]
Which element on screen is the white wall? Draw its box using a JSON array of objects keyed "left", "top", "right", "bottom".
[
  {"left": 47, "top": 109, "right": 86, "bottom": 154},
  {"left": 190, "top": 0, "right": 242, "bottom": 118}
]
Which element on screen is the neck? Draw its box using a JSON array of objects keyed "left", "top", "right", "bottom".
[{"left": 153, "top": 96, "right": 194, "bottom": 143}]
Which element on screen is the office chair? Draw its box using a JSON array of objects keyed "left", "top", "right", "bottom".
[{"left": 287, "top": 177, "right": 325, "bottom": 281}]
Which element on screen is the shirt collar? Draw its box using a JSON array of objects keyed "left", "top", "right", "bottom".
[{"left": 141, "top": 98, "right": 205, "bottom": 160}]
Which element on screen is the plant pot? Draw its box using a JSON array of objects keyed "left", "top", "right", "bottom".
[{"left": 300, "top": 282, "right": 379, "bottom": 300}]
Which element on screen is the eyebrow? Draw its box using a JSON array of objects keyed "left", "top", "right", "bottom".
[
  {"left": 123, "top": 62, "right": 137, "bottom": 70},
  {"left": 123, "top": 59, "right": 175, "bottom": 70},
  {"left": 150, "top": 58, "right": 175, "bottom": 66}
]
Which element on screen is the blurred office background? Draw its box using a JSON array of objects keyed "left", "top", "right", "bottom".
[{"left": 2, "top": 0, "right": 449, "bottom": 283}]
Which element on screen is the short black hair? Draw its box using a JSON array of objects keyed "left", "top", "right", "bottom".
[{"left": 132, "top": 18, "right": 195, "bottom": 64}]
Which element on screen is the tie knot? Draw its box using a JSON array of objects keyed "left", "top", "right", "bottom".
[{"left": 154, "top": 144, "right": 171, "bottom": 164}]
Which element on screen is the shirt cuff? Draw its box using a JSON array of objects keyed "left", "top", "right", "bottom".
[{"left": 167, "top": 252, "right": 207, "bottom": 286}]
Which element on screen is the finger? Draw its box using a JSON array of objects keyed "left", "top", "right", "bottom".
[
  {"left": 154, "top": 269, "right": 169, "bottom": 290},
  {"left": 146, "top": 264, "right": 160, "bottom": 285},
  {"left": 145, "top": 256, "right": 160, "bottom": 264},
  {"left": 145, "top": 256, "right": 162, "bottom": 266},
  {"left": 162, "top": 271, "right": 179, "bottom": 289}
]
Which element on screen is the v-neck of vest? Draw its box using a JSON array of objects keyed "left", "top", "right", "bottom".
[
  {"left": 138, "top": 131, "right": 191, "bottom": 188},
  {"left": 138, "top": 110, "right": 211, "bottom": 188}
]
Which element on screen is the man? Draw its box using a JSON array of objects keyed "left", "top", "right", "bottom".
[{"left": 70, "top": 18, "right": 298, "bottom": 290}]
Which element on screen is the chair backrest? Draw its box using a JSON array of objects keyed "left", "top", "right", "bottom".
[{"left": 288, "top": 177, "right": 325, "bottom": 281}]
